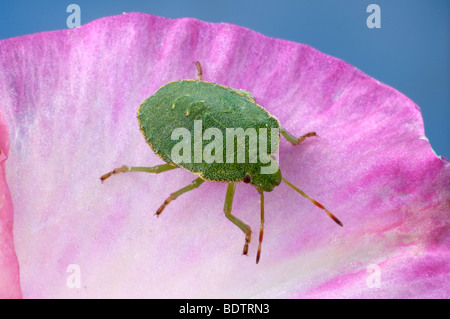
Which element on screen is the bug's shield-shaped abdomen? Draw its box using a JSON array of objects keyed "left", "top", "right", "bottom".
[{"left": 138, "top": 80, "right": 281, "bottom": 184}]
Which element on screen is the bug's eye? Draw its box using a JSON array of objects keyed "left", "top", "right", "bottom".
[{"left": 243, "top": 174, "right": 251, "bottom": 184}]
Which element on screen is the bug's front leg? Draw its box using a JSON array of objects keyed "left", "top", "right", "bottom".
[
  {"left": 281, "top": 128, "right": 317, "bottom": 145},
  {"left": 100, "top": 163, "right": 178, "bottom": 183},
  {"left": 224, "top": 183, "right": 252, "bottom": 256}
]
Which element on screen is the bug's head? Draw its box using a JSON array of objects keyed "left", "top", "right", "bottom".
[{"left": 244, "top": 163, "right": 281, "bottom": 192}]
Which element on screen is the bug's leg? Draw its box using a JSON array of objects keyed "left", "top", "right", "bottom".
[
  {"left": 100, "top": 163, "right": 177, "bottom": 183},
  {"left": 256, "top": 187, "right": 264, "bottom": 264},
  {"left": 224, "top": 183, "right": 252, "bottom": 256},
  {"left": 281, "top": 127, "right": 317, "bottom": 145},
  {"left": 282, "top": 177, "right": 343, "bottom": 227},
  {"left": 194, "top": 61, "right": 203, "bottom": 81},
  {"left": 156, "top": 177, "right": 204, "bottom": 217}
]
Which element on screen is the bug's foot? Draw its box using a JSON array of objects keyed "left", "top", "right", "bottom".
[
  {"left": 100, "top": 165, "right": 129, "bottom": 183},
  {"left": 155, "top": 195, "right": 175, "bottom": 217},
  {"left": 256, "top": 248, "right": 262, "bottom": 264},
  {"left": 195, "top": 61, "right": 203, "bottom": 81},
  {"left": 297, "top": 131, "right": 317, "bottom": 144},
  {"left": 242, "top": 232, "right": 251, "bottom": 255}
]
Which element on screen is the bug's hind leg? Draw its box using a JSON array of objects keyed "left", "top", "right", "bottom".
[
  {"left": 224, "top": 183, "right": 252, "bottom": 256},
  {"left": 100, "top": 163, "right": 177, "bottom": 183},
  {"left": 281, "top": 127, "right": 317, "bottom": 145},
  {"left": 156, "top": 177, "right": 205, "bottom": 217}
]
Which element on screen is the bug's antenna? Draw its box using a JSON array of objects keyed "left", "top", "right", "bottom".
[
  {"left": 281, "top": 177, "right": 343, "bottom": 226},
  {"left": 256, "top": 186, "right": 264, "bottom": 264}
]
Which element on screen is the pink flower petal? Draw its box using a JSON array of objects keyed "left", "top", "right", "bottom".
[
  {"left": 0, "top": 111, "right": 22, "bottom": 298},
  {"left": 0, "top": 13, "right": 448, "bottom": 298}
]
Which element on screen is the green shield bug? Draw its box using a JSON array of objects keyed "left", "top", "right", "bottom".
[{"left": 101, "top": 62, "right": 342, "bottom": 264}]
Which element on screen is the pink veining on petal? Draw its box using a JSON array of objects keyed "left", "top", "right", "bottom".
[{"left": 0, "top": 13, "right": 448, "bottom": 298}]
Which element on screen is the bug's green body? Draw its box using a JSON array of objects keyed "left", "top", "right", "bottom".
[
  {"left": 102, "top": 62, "right": 342, "bottom": 264},
  {"left": 138, "top": 80, "right": 282, "bottom": 192}
]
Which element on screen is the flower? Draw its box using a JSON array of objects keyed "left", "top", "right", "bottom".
[{"left": 0, "top": 13, "right": 448, "bottom": 298}]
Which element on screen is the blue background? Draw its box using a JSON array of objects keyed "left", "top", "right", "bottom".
[{"left": 1, "top": 0, "right": 448, "bottom": 158}]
